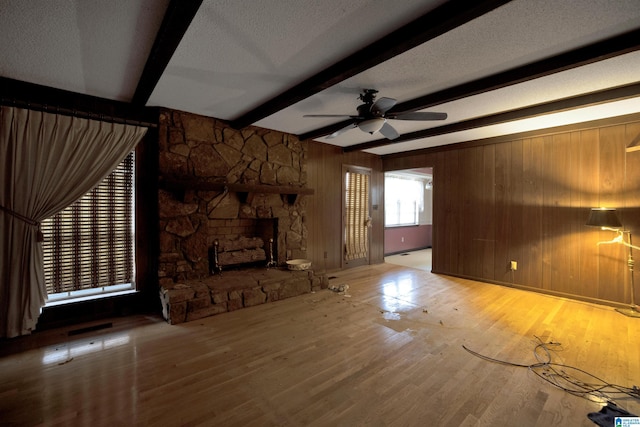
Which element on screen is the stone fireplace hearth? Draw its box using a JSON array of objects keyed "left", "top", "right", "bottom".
[
  {"left": 157, "top": 109, "right": 324, "bottom": 323},
  {"left": 159, "top": 268, "right": 327, "bottom": 324}
]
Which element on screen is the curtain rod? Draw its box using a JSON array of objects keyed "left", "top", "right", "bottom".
[{"left": 0, "top": 98, "right": 158, "bottom": 128}]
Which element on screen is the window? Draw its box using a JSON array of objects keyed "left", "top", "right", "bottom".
[
  {"left": 384, "top": 174, "right": 425, "bottom": 226},
  {"left": 41, "top": 152, "right": 135, "bottom": 303}
]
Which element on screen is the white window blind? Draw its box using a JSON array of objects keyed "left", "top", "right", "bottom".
[{"left": 41, "top": 152, "right": 135, "bottom": 298}]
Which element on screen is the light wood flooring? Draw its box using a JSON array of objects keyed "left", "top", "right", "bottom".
[
  {"left": 1, "top": 262, "right": 639, "bottom": 426},
  {"left": 385, "top": 249, "right": 432, "bottom": 271}
]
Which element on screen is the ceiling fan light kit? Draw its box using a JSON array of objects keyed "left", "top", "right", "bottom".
[
  {"left": 303, "top": 89, "right": 447, "bottom": 140},
  {"left": 359, "top": 118, "right": 386, "bottom": 134}
]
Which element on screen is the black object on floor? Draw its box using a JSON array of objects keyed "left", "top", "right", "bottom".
[{"left": 587, "top": 402, "right": 638, "bottom": 426}]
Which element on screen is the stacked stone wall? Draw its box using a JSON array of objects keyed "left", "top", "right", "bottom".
[{"left": 158, "top": 109, "right": 309, "bottom": 288}]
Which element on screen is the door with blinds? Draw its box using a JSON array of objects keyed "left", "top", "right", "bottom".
[{"left": 343, "top": 166, "right": 371, "bottom": 267}]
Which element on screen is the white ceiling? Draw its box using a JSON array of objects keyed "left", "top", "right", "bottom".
[{"left": 2, "top": 0, "right": 640, "bottom": 156}]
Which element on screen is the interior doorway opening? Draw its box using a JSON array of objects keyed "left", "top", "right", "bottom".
[{"left": 383, "top": 167, "right": 433, "bottom": 269}]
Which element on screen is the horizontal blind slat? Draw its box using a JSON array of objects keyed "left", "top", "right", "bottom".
[{"left": 42, "top": 152, "right": 135, "bottom": 295}]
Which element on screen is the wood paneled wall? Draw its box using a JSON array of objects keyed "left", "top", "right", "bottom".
[
  {"left": 306, "top": 142, "right": 384, "bottom": 271},
  {"left": 383, "top": 115, "right": 640, "bottom": 306}
]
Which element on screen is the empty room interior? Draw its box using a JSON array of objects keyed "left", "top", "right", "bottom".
[{"left": 2, "top": 1, "right": 640, "bottom": 425}]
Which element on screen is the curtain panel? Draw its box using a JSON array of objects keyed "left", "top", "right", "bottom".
[{"left": 0, "top": 106, "right": 147, "bottom": 338}]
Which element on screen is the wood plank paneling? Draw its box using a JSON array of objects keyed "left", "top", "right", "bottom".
[
  {"left": 508, "top": 139, "right": 523, "bottom": 285},
  {"left": 383, "top": 116, "right": 640, "bottom": 307},
  {"left": 567, "top": 131, "right": 583, "bottom": 293},
  {"left": 543, "top": 133, "right": 573, "bottom": 293},
  {"left": 598, "top": 125, "right": 627, "bottom": 303},
  {"left": 431, "top": 156, "right": 443, "bottom": 267},
  {"left": 306, "top": 142, "right": 342, "bottom": 271},
  {"left": 441, "top": 150, "right": 461, "bottom": 274},
  {"left": 482, "top": 144, "right": 496, "bottom": 280},
  {"left": 519, "top": 137, "right": 544, "bottom": 290},
  {"left": 461, "top": 146, "right": 483, "bottom": 278},
  {"left": 623, "top": 122, "right": 640, "bottom": 307},
  {"left": 306, "top": 142, "right": 383, "bottom": 271},
  {"left": 578, "top": 129, "right": 601, "bottom": 299},
  {"left": 494, "top": 142, "right": 509, "bottom": 283}
]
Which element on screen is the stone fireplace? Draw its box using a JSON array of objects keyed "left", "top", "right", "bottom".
[{"left": 157, "top": 109, "right": 325, "bottom": 324}]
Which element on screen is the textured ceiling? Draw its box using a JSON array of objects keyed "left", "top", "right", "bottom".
[
  {"left": 1, "top": 0, "right": 640, "bottom": 156},
  {"left": 148, "top": 0, "right": 446, "bottom": 119},
  {"left": 0, "top": 0, "right": 169, "bottom": 101}
]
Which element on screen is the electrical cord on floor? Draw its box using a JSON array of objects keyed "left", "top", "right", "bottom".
[{"left": 462, "top": 336, "right": 640, "bottom": 407}]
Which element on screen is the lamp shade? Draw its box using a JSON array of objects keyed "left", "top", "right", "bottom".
[
  {"left": 358, "top": 118, "right": 385, "bottom": 134},
  {"left": 586, "top": 208, "right": 621, "bottom": 228}
]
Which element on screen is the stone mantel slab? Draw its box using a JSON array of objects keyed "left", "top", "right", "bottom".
[{"left": 160, "top": 178, "right": 314, "bottom": 204}]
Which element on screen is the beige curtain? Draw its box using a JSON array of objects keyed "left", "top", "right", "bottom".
[{"left": 0, "top": 106, "right": 147, "bottom": 338}]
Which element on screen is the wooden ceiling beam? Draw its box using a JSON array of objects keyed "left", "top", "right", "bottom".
[
  {"left": 301, "top": 27, "right": 640, "bottom": 142},
  {"left": 0, "top": 77, "right": 159, "bottom": 126},
  {"left": 131, "top": 0, "right": 203, "bottom": 106},
  {"left": 230, "top": 0, "right": 513, "bottom": 130},
  {"left": 390, "top": 28, "right": 640, "bottom": 115},
  {"left": 342, "top": 82, "right": 640, "bottom": 152}
]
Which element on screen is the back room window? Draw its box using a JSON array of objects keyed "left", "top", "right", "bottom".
[{"left": 384, "top": 174, "right": 425, "bottom": 227}]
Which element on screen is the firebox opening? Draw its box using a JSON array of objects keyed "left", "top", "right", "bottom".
[{"left": 208, "top": 218, "right": 279, "bottom": 273}]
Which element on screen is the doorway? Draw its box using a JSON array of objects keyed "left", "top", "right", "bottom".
[
  {"left": 383, "top": 167, "right": 433, "bottom": 269},
  {"left": 343, "top": 165, "right": 371, "bottom": 268}
]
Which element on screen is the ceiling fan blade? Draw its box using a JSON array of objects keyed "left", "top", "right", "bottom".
[
  {"left": 326, "top": 122, "right": 358, "bottom": 139},
  {"left": 378, "top": 122, "right": 399, "bottom": 140},
  {"left": 370, "top": 97, "right": 397, "bottom": 116},
  {"left": 388, "top": 111, "right": 448, "bottom": 121}
]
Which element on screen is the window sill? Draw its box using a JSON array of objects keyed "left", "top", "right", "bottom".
[{"left": 45, "top": 289, "right": 138, "bottom": 307}]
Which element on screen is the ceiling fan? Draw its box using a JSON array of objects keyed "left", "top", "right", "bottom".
[{"left": 303, "top": 89, "right": 447, "bottom": 140}]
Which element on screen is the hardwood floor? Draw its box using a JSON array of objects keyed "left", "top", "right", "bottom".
[
  {"left": 1, "top": 263, "right": 639, "bottom": 426},
  {"left": 385, "top": 248, "right": 432, "bottom": 271}
]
